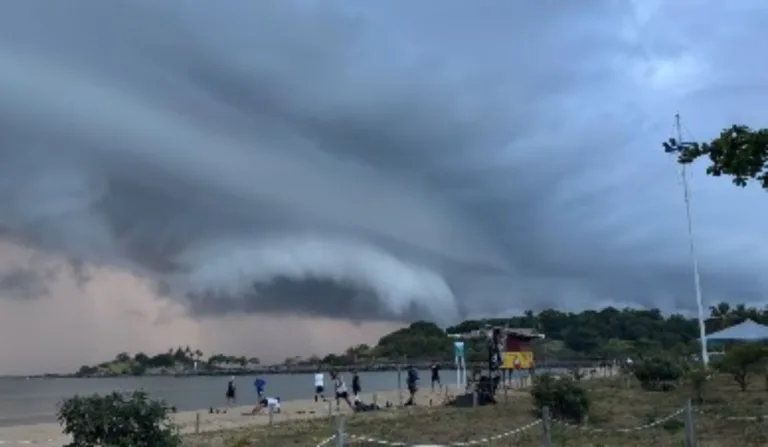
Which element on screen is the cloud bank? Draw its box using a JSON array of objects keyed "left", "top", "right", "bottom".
[{"left": 1, "top": 0, "right": 767, "bottom": 330}]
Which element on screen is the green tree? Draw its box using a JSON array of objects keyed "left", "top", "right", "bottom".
[
  {"left": 715, "top": 343, "right": 768, "bottom": 391},
  {"left": 668, "top": 125, "right": 768, "bottom": 189}
]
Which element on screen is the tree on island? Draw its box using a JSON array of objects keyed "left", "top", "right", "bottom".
[{"left": 666, "top": 124, "right": 768, "bottom": 189}]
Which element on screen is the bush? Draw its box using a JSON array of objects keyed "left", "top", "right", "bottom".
[
  {"left": 714, "top": 343, "right": 768, "bottom": 391},
  {"left": 530, "top": 374, "right": 590, "bottom": 423},
  {"left": 632, "top": 357, "right": 683, "bottom": 391},
  {"left": 686, "top": 365, "right": 709, "bottom": 404},
  {"left": 57, "top": 390, "right": 181, "bottom": 447}
]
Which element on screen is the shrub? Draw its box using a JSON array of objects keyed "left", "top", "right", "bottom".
[
  {"left": 714, "top": 343, "right": 768, "bottom": 391},
  {"left": 57, "top": 390, "right": 181, "bottom": 447},
  {"left": 632, "top": 357, "right": 683, "bottom": 391},
  {"left": 686, "top": 365, "right": 709, "bottom": 404},
  {"left": 530, "top": 373, "right": 590, "bottom": 423}
]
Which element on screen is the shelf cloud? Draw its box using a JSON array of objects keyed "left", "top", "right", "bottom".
[{"left": 1, "top": 0, "right": 767, "bottom": 330}]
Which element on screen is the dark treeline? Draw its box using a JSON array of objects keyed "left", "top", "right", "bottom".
[
  {"left": 76, "top": 303, "right": 761, "bottom": 375},
  {"left": 337, "top": 302, "right": 764, "bottom": 365}
]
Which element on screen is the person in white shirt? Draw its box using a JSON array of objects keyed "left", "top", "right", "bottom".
[
  {"left": 255, "top": 397, "right": 281, "bottom": 413},
  {"left": 331, "top": 371, "right": 353, "bottom": 410},
  {"left": 313, "top": 369, "right": 326, "bottom": 402}
]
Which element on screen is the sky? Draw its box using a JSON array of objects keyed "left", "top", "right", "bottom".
[{"left": 0, "top": 0, "right": 767, "bottom": 375}]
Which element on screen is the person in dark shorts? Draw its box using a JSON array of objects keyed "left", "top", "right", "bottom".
[
  {"left": 430, "top": 361, "right": 441, "bottom": 390},
  {"left": 331, "top": 371, "right": 353, "bottom": 410},
  {"left": 351, "top": 370, "right": 362, "bottom": 398},
  {"left": 314, "top": 368, "right": 326, "bottom": 402},
  {"left": 225, "top": 376, "right": 237, "bottom": 407},
  {"left": 405, "top": 365, "right": 419, "bottom": 406}
]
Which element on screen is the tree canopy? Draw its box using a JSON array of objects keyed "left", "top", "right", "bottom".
[
  {"left": 78, "top": 302, "right": 768, "bottom": 376},
  {"left": 362, "top": 303, "right": 768, "bottom": 363},
  {"left": 666, "top": 124, "right": 768, "bottom": 189}
]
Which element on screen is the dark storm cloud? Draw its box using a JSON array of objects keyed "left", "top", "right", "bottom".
[
  {"left": 0, "top": 0, "right": 766, "bottom": 322},
  {"left": 0, "top": 266, "right": 51, "bottom": 300}
]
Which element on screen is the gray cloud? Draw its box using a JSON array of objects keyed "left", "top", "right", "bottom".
[
  {"left": 0, "top": 266, "right": 51, "bottom": 300},
  {"left": 0, "top": 0, "right": 766, "bottom": 323}
]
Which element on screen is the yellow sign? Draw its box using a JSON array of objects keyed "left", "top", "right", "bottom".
[{"left": 502, "top": 351, "right": 534, "bottom": 369}]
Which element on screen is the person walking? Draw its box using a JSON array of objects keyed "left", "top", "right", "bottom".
[
  {"left": 351, "top": 370, "right": 362, "bottom": 399},
  {"left": 225, "top": 376, "right": 237, "bottom": 407},
  {"left": 405, "top": 365, "right": 419, "bottom": 406},
  {"left": 331, "top": 371, "right": 353, "bottom": 410},
  {"left": 430, "top": 360, "right": 441, "bottom": 390},
  {"left": 254, "top": 377, "right": 266, "bottom": 399}
]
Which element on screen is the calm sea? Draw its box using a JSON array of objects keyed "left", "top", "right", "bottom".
[{"left": 1, "top": 369, "right": 515, "bottom": 427}]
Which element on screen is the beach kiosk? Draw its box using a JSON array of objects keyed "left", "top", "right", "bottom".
[{"left": 500, "top": 328, "right": 543, "bottom": 371}]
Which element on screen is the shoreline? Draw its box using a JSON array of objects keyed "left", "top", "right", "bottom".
[
  {"left": 19, "top": 359, "right": 608, "bottom": 379},
  {"left": 0, "top": 367, "right": 618, "bottom": 446}
]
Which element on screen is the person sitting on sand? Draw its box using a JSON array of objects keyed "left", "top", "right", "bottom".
[
  {"left": 225, "top": 376, "right": 237, "bottom": 407},
  {"left": 331, "top": 371, "right": 353, "bottom": 410},
  {"left": 353, "top": 395, "right": 380, "bottom": 413}
]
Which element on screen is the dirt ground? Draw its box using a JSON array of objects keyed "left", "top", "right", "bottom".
[{"left": 183, "top": 374, "right": 768, "bottom": 446}]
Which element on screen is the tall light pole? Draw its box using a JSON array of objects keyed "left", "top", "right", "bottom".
[{"left": 664, "top": 113, "right": 709, "bottom": 366}]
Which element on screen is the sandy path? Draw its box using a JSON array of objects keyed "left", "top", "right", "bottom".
[{"left": 0, "top": 368, "right": 616, "bottom": 446}]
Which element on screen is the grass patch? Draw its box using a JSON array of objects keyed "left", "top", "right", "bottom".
[{"left": 184, "top": 374, "right": 768, "bottom": 446}]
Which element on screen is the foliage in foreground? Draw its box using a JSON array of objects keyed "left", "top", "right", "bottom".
[
  {"left": 530, "top": 373, "right": 590, "bottom": 423},
  {"left": 632, "top": 357, "right": 684, "bottom": 391},
  {"left": 57, "top": 390, "right": 181, "bottom": 447},
  {"left": 669, "top": 124, "right": 768, "bottom": 189},
  {"left": 714, "top": 343, "right": 768, "bottom": 391}
]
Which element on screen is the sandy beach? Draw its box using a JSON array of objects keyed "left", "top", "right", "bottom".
[{"left": 0, "top": 368, "right": 616, "bottom": 446}]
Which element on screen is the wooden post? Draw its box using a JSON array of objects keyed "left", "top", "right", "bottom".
[
  {"left": 472, "top": 390, "right": 478, "bottom": 407},
  {"left": 268, "top": 404, "right": 274, "bottom": 425},
  {"left": 327, "top": 399, "right": 333, "bottom": 416},
  {"left": 397, "top": 361, "right": 403, "bottom": 406},
  {"left": 194, "top": 412, "right": 200, "bottom": 434},
  {"left": 684, "top": 398, "right": 696, "bottom": 447},
  {"left": 541, "top": 406, "right": 552, "bottom": 447},
  {"left": 334, "top": 414, "right": 345, "bottom": 447}
]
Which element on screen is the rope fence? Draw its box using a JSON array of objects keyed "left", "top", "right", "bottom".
[{"left": 311, "top": 399, "right": 740, "bottom": 447}]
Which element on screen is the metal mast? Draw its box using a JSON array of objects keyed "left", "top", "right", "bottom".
[{"left": 672, "top": 113, "right": 709, "bottom": 366}]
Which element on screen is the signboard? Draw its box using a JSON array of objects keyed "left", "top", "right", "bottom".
[
  {"left": 502, "top": 351, "right": 534, "bottom": 369},
  {"left": 453, "top": 341, "right": 465, "bottom": 360}
]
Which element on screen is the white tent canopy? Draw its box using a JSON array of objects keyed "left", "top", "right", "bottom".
[{"left": 706, "top": 319, "right": 768, "bottom": 342}]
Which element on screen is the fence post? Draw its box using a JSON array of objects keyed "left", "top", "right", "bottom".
[
  {"left": 194, "top": 412, "right": 200, "bottom": 434},
  {"left": 397, "top": 363, "right": 403, "bottom": 406},
  {"left": 472, "top": 390, "right": 478, "bottom": 407},
  {"left": 268, "top": 404, "right": 274, "bottom": 425},
  {"left": 327, "top": 399, "right": 333, "bottom": 416},
  {"left": 541, "top": 406, "right": 552, "bottom": 447},
  {"left": 683, "top": 398, "right": 696, "bottom": 447},
  {"left": 334, "top": 413, "right": 345, "bottom": 447}
]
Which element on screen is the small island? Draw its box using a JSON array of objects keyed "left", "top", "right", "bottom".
[{"left": 65, "top": 302, "right": 749, "bottom": 378}]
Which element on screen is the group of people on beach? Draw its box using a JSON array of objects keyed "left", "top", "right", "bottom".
[
  {"left": 313, "top": 368, "right": 364, "bottom": 410},
  {"left": 221, "top": 361, "right": 444, "bottom": 414}
]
